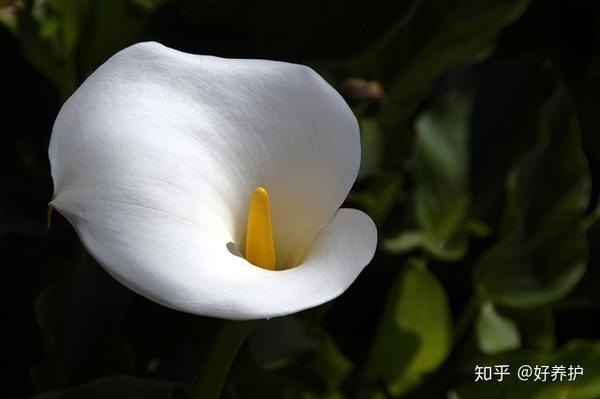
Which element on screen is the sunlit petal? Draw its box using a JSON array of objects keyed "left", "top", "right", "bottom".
[{"left": 49, "top": 42, "right": 376, "bottom": 319}]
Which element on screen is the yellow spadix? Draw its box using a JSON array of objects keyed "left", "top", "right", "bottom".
[{"left": 245, "top": 187, "right": 276, "bottom": 270}]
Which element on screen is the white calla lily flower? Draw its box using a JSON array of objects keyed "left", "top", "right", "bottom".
[{"left": 49, "top": 42, "right": 377, "bottom": 320}]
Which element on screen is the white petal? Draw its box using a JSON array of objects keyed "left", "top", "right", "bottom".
[
  {"left": 55, "top": 198, "right": 376, "bottom": 318},
  {"left": 50, "top": 42, "right": 375, "bottom": 319},
  {"left": 50, "top": 42, "right": 360, "bottom": 267}
]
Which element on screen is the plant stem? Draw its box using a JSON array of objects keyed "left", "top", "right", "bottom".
[
  {"left": 454, "top": 296, "right": 481, "bottom": 345},
  {"left": 191, "top": 319, "right": 257, "bottom": 399}
]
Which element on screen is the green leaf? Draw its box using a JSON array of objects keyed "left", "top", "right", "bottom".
[
  {"left": 377, "top": 0, "right": 529, "bottom": 162},
  {"left": 533, "top": 341, "right": 600, "bottom": 399},
  {"left": 318, "top": 0, "right": 530, "bottom": 170},
  {"left": 308, "top": 332, "right": 353, "bottom": 392},
  {"left": 379, "top": 0, "right": 530, "bottom": 109},
  {"left": 247, "top": 318, "right": 352, "bottom": 394},
  {"left": 75, "top": 0, "right": 154, "bottom": 77},
  {"left": 384, "top": 92, "right": 485, "bottom": 261},
  {"left": 4, "top": 3, "right": 78, "bottom": 97},
  {"left": 2, "top": 0, "right": 161, "bottom": 98},
  {"left": 32, "top": 376, "right": 187, "bottom": 399},
  {"left": 328, "top": 0, "right": 530, "bottom": 104},
  {"left": 564, "top": 219, "right": 600, "bottom": 308},
  {"left": 414, "top": 93, "right": 469, "bottom": 232},
  {"left": 367, "top": 259, "right": 453, "bottom": 396},
  {"left": 44, "top": 0, "right": 92, "bottom": 56},
  {"left": 560, "top": 51, "right": 600, "bottom": 308},
  {"left": 475, "top": 302, "right": 521, "bottom": 355},
  {"left": 475, "top": 84, "right": 591, "bottom": 308}
]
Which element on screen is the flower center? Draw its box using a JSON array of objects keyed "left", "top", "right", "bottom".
[{"left": 245, "top": 186, "right": 276, "bottom": 270}]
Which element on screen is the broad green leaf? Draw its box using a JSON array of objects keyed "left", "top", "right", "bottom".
[
  {"left": 75, "top": 0, "right": 156, "bottom": 77},
  {"left": 384, "top": 92, "right": 486, "bottom": 261},
  {"left": 326, "top": 0, "right": 530, "bottom": 107},
  {"left": 560, "top": 35, "right": 600, "bottom": 202},
  {"left": 564, "top": 219, "right": 600, "bottom": 308},
  {"left": 378, "top": 0, "right": 529, "bottom": 164},
  {"left": 534, "top": 342, "right": 600, "bottom": 399},
  {"left": 367, "top": 259, "right": 453, "bottom": 396},
  {"left": 469, "top": 58, "right": 551, "bottom": 225},
  {"left": 32, "top": 376, "right": 187, "bottom": 399},
  {"left": 308, "top": 332, "right": 353, "bottom": 392},
  {"left": 43, "top": 0, "right": 92, "bottom": 56},
  {"left": 247, "top": 318, "right": 351, "bottom": 394},
  {"left": 2, "top": 0, "right": 162, "bottom": 98},
  {"left": 379, "top": 0, "right": 530, "bottom": 114},
  {"left": 3, "top": 3, "right": 78, "bottom": 97},
  {"left": 475, "top": 302, "right": 521, "bottom": 355},
  {"left": 414, "top": 93, "right": 469, "bottom": 234},
  {"left": 475, "top": 85, "right": 591, "bottom": 308},
  {"left": 317, "top": 0, "right": 529, "bottom": 170},
  {"left": 561, "top": 53, "right": 600, "bottom": 308}
]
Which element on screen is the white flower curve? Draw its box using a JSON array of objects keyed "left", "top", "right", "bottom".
[{"left": 49, "top": 42, "right": 377, "bottom": 320}]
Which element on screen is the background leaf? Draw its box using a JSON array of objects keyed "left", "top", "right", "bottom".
[
  {"left": 32, "top": 376, "right": 187, "bottom": 399},
  {"left": 475, "top": 302, "right": 521, "bottom": 355},
  {"left": 367, "top": 259, "right": 453, "bottom": 396},
  {"left": 475, "top": 83, "right": 591, "bottom": 308},
  {"left": 2, "top": 0, "right": 600, "bottom": 398},
  {"left": 384, "top": 91, "right": 484, "bottom": 261}
]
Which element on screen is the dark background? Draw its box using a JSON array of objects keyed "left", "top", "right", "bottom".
[{"left": 1, "top": 0, "right": 599, "bottom": 398}]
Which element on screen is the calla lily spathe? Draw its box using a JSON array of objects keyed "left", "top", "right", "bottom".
[{"left": 49, "top": 42, "right": 377, "bottom": 320}]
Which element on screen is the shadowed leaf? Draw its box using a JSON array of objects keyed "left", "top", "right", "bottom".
[
  {"left": 32, "top": 376, "right": 187, "bottom": 399},
  {"left": 475, "top": 84, "right": 591, "bottom": 308}
]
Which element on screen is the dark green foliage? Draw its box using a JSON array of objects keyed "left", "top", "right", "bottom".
[
  {"left": 474, "top": 85, "right": 590, "bottom": 308},
  {"left": 2, "top": 0, "right": 600, "bottom": 398},
  {"left": 32, "top": 376, "right": 187, "bottom": 399}
]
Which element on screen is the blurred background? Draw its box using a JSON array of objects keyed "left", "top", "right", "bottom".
[{"left": 1, "top": 0, "right": 599, "bottom": 398}]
